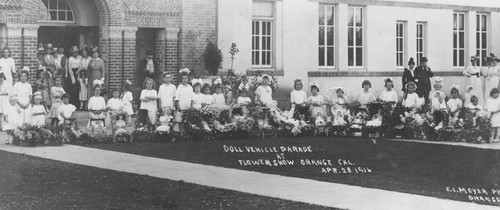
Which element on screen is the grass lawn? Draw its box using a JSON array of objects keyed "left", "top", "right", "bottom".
[
  {"left": 0, "top": 151, "right": 335, "bottom": 209},
  {"left": 87, "top": 137, "right": 500, "bottom": 207}
]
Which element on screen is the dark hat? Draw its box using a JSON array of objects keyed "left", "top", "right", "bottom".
[
  {"left": 408, "top": 57, "right": 415, "bottom": 65},
  {"left": 420, "top": 57, "right": 428, "bottom": 62}
]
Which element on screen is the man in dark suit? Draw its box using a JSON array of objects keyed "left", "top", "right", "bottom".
[{"left": 414, "top": 57, "right": 434, "bottom": 104}]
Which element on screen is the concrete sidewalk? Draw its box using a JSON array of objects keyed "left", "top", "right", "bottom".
[{"left": 0, "top": 141, "right": 497, "bottom": 210}]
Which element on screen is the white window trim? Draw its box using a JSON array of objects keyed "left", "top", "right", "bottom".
[
  {"left": 453, "top": 12, "right": 467, "bottom": 69},
  {"left": 416, "top": 22, "right": 426, "bottom": 67},
  {"left": 348, "top": 6, "right": 364, "bottom": 69},
  {"left": 319, "top": 5, "right": 336, "bottom": 70},
  {"left": 252, "top": 19, "right": 273, "bottom": 68},
  {"left": 476, "top": 13, "right": 489, "bottom": 67},
  {"left": 396, "top": 21, "right": 406, "bottom": 69},
  {"left": 39, "top": 0, "right": 75, "bottom": 23}
]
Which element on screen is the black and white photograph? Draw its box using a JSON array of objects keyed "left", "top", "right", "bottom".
[{"left": 0, "top": 0, "right": 499, "bottom": 209}]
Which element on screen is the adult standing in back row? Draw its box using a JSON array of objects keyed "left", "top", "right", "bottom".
[{"left": 414, "top": 57, "right": 434, "bottom": 104}]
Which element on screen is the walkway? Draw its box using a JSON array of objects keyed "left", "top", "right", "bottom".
[{"left": 0, "top": 139, "right": 496, "bottom": 210}]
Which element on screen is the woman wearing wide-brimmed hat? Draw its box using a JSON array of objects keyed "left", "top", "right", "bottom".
[
  {"left": 483, "top": 53, "right": 500, "bottom": 103},
  {"left": 463, "top": 56, "right": 483, "bottom": 106}
]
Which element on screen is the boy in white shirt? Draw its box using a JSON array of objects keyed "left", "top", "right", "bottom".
[{"left": 158, "top": 72, "right": 177, "bottom": 114}]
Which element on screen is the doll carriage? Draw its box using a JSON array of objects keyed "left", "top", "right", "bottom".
[
  {"left": 362, "top": 102, "right": 385, "bottom": 139},
  {"left": 89, "top": 111, "right": 106, "bottom": 133},
  {"left": 111, "top": 111, "right": 133, "bottom": 143},
  {"left": 327, "top": 104, "right": 350, "bottom": 137},
  {"left": 252, "top": 106, "right": 278, "bottom": 139},
  {"left": 460, "top": 108, "right": 490, "bottom": 143},
  {"left": 182, "top": 108, "right": 215, "bottom": 141},
  {"left": 154, "top": 109, "right": 175, "bottom": 142},
  {"left": 349, "top": 108, "right": 367, "bottom": 137},
  {"left": 132, "top": 109, "right": 155, "bottom": 141},
  {"left": 313, "top": 113, "right": 328, "bottom": 137}
]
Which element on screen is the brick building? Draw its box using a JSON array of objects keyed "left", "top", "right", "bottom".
[{"left": 0, "top": 0, "right": 216, "bottom": 91}]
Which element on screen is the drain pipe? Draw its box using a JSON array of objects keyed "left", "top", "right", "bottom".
[
  {"left": 121, "top": 30, "right": 125, "bottom": 89},
  {"left": 21, "top": 28, "right": 24, "bottom": 68}
]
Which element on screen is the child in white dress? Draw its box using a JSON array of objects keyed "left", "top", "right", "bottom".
[
  {"left": 201, "top": 83, "right": 214, "bottom": 107},
  {"left": 379, "top": 77, "right": 398, "bottom": 104},
  {"left": 355, "top": 80, "right": 376, "bottom": 109},
  {"left": 447, "top": 85, "right": 463, "bottom": 123},
  {"left": 140, "top": 78, "right": 159, "bottom": 125},
  {"left": 0, "top": 73, "right": 9, "bottom": 130},
  {"left": 4, "top": 96, "right": 21, "bottom": 144},
  {"left": 191, "top": 79, "right": 204, "bottom": 110},
  {"left": 158, "top": 73, "right": 176, "bottom": 112},
  {"left": 255, "top": 75, "right": 276, "bottom": 108},
  {"left": 107, "top": 89, "right": 124, "bottom": 126},
  {"left": 462, "top": 85, "right": 475, "bottom": 108},
  {"left": 78, "top": 70, "right": 88, "bottom": 110},
  {"left": 57, "top": 94, "right": 76, "bottom": 124},
  {"left": 12, "top": 70, "right": 33, "bottom": 127},
  {"left": 430, "top": 77, "right": 447, "bottom": 111},
  {"left": 402, "top": 82, "right": 421, "bottom": 109},
  {"left": 121, "top": 80, "right": 134, "bottom": 125},
  {"left": 174, "top": 69, "right": 193, "bottom": 136},
  {"left": 88, "top": 85, "right": 107, "bottom": 129},
  {"left": 31, "top": 92, "right": 47, "bottom": 127},
  {"left": 486, "top": 88, "right": 500, "bottom": 142},
  {"left": 306, "top": 82, "right": 326, "bottom": 120},
  {"left": 49, "top": 76, "right": 65, "bottom": 125},
  {"left": 290, "top": 79, "right": 308, "bottom": 119},
  {"left": 212, "top": 80, "right": 226, "bottom": 108}
]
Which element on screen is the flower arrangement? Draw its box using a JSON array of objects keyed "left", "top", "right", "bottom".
[
  {"left": 11, "top": 124, "right": 89, "bottom": 147},
  {"left": 248, "top": 75, "right": 279, "bottom": 92}
]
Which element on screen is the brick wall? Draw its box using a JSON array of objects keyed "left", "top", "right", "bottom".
[{"left": 180, "top": 0, "right": 217, "bottom": 76}]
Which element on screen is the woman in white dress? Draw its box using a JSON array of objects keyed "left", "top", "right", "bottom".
[
  {"left": 0, "top": 47, "right": 16, "bottom": 89},
  {"left": 483, "top": 54, "right": 500, "bottom": 104},
  {"left": 463, "top": 56, "right": 483, "bottom": 106}
]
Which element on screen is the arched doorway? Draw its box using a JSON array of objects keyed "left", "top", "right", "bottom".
[{"left": 37, "top": 0, "right": 100, "bottom": 53}]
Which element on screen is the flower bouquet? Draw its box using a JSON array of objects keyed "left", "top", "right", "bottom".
[
  {"left": 183, "top": 109, "right": 214, "bottom": 141},
  {"left": 12, "top": 125, "right": 65, "bottom": 147}
]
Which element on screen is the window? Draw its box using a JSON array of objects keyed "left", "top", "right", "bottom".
[
  {"left": 252, "top": 2, "right": 273, "bottom": 68},
  {"left": 476, "top": 13, "right": 488, "bottom": 66},
  {"left": 453, "top": 12, "right": 466, "bottom": 67},
  {"left": 348, "top": 7, "right": 363, "bottom": 67},
  {"left": 396, "top": 22, "right": 406, "bottom": 68},
  {"left": 41, "top": 0, "right": 74, "bottom": 22},
  {"left": 416, "top": 22, "right": 426, "bottom": 66},
  {"left": 319, "top": 5, "right": 335, "bottom": 68}
]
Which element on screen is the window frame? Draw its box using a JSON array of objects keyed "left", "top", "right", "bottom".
[
  {"left": 40, "top": 0, "right": 75, "bottom": 23},
  {"left": 476, "top": 13, "right": 489, "bottom": 67},
  {"left": 252, "top": 1, "right": 275, "bottom": 69},
  {"left": 348, "top": 6, "right": 364, "bottom": 69},
  {"left": 396, "top": 21, "right": 406, "bottom": 68},
  {"left": 416, "top": 22, "right": 426, "bottom": 66},
  {"left": 453, "top": 12, "right": 467, "bottom": 68},
  {"left": 318, "top": 5, "right": 336, "bottom": 70}
]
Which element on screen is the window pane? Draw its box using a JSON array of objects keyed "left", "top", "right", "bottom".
[
  {"left": 476, "top": 32, "right": 480, "bottom": 48},
  {"left": 459, "top": 50, "right": 465, "bottom": 66},
  {"left": 356, "top": 47, "right": 363, "bottom": 66},
  {"left": 266, "top": 37, "right": 271, "bottom": 50},
  {"left": 418, "top": 40, "right": 423, "bottom": 52},
  {"left": 266, "top": 22, "right": 271, "bottom": 35},
  {"left": 356, "top": 8, "right": 362, "bottom": 26},
  {"left": 482, "top": 33, "right": 487, "bottom": 48},
  {"left": 476, "top": 15, "right": 480, "bottom": 31},
  {"left": 459, "top": 32, "right": 464, "bottom": 48},
  {"left": 327, "top": 47, "right": 334, "bottom": 66},
  {"left": 399, "top": 39, "right": 403, "bottom": 51},
  {"left": 266, "top": 52, "right": 271, "bottom": 65},
  {"left": 50, "top": 11, "right": 57, "bottom": 20},
  {"left": 327, "top": 27, "right": 334, "bottom": 45},
  {"left": 49, "top": 0, "right": 57, "bottom": 9},
  {"left": 319, "top": 6, "right": 325, "bottom": 25},
  {"left": 453, "top": 32, "right": 457, "bottom": 48},
  {"left": 348, "top": 8, "right": 353, "bottom": 26},
  {"left": 327, "top": 7, "right": 334, "bottom": 26},
  {"left": 262, "top": 22, "right": 266, "bottom": 35},
  {"left": 255, "top": 37, "right": 260, "bottom": 50},
  {"left": 453, "top": 50, "right": 457, "bottom": 66},
  {"left": 482, "top": 15, "right": 487, "bottom": 31},
  {"left": 453, "top": 14, "right": 457, "bottom": 30},
  {"left": 58, "top": 0, "right": 67, "bottom": 9},
  {"left": 319, "top": 27, "right": 324, "bottom": 45},
  {"left": 58, "top": 11, "right": 65, "bottom": 20},
  {"left": 348, "top": 28, "right": 353, "bottom": 46},
  {"left": 255, "top": 52, "right": 260, "bottom": 65},
  {"left": 348, "top": 48, "right": 353, "bottom": 66},
  {"left": 356, "top": 28, "right": 362, "bottom": 46},
  {"left": 67, "top": 11, "right": 73, "bottom": 21},
  {"left": 319, "top": 47, "right": 325, "bottom": 66},
  {"left": 459, "top": 14, "right": 464, "bottom": 30}
]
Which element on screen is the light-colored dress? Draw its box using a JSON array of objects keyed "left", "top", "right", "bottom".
[
  {"left": 192, "top": 93, "right": 204, "bottom": 110},
  {"left": 403, "top": 92, "right": 420, "bottom": 109},
  {"left": 175, "top": 84, "right": 193, "bottom": 111},
  {"left": 140, "top": 89, "right": 158, "bottom": 124},
  {"left": 447, "top": 98, "right": 463, "bottom": 121},
  {"left": 307, "top": 95, "right": 326, "bottom": 118},
  {"left": 256, "top": 85, "right": 276, "bottom": 108},
  {"left": 107, "top": 98, "right": 123, "bottom": 125},
  {"left": 158, "top": 83, "right": 176, "bottom": 110},
  {"left": 0, "top": 82, "right": 9, "bottom": 114},
  {"left": 355, "top": 90, "right": 376, "bottom": 108},
  {"left": 120, "top": 91, "right": 134, "bottom": 116},
  {"left": 237, "top": 96, "right": 252, "bottom": 105},
  {"left": 486, "top": 97, "right": 500, "bottom": 127},
  {"left": 49, "top": 86, "right": 65, "bottom": 118},
  {"left": 430, "top": 90, "right": 447, "bottom": 111},
  {"left": 57, "top": 103, "right": 76, "bottom": 124},
  {"left": 12, "top": 82, "right": 32, "bottom": 125},
  {"left": 0, "top": 57, "right": 16, "bottom": 89},
  {"left": 202, "top": 94, "right": 214, "bottom": 106},
  {"left": 3, "top": 104, "right": 20, "bottom": 130},
  {"left": 484, "top": 66, "right": 500, "bottom": 102},
  {"left": 30, "top": 104, "right": 46, "bottom": 127},
  {"left": 463, "top": 65, "right": 483, "bottom": 106},
  {"left": 379, "top": 90, "right": 398, "bottom": 103},
  {"left": 78, "top": 78, "right": 88, "bottom": 101},
  {"left": 290, "top": 90, "right": 307, "bottom": 116},
  {"left": 213, "top": 93, "right": 225, "bottom": 107}
]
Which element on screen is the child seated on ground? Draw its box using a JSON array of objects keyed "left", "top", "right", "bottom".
[
  {"left": 31, "top": 92, "right": 47, "bottom": 127},
  {"left": 447, "top": 85, "right": 463, "bottom": 123},
  {"left": 255, "top": 74, "right": 277, "bottom": 108},
  {"left": 57, "top": 94, "right": 76, "bottom": 125}
]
